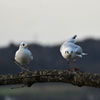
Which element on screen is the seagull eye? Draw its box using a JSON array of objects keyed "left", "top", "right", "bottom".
[
  {"left": 71, "top": 51, "right": 73, "bottom": 53},
  {"left": 65, "top": 51, "right": 69, "bottom": 53},
  {"left": 23, "top": 44, "right": 25, "bottom": 46}
]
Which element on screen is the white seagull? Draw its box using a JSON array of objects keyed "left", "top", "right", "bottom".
[
  {"left": 60, "top": 35, "right": 87, "bottom": 71},
  {"left": 15, "top": 42, "right": 33, "bottom": 72}
]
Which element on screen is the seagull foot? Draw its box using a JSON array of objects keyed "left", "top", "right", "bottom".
[
  {"left": 67, "top": 68, "right": 70, "bottom": 71},
  {"left": 64, "top": 69, "right": 70, "bottom": 72},
  {"left": 72, "top": 67, "right": 79, "bottom": 71}
]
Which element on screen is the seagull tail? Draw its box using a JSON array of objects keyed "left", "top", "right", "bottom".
[
  {"left": 77, "top": 53, "right": 87, "bottom": 58},
  {"left": 77, "top": 55, "right": 82, "bottom": 58},
  {"left": 82, "top": 53, "right": 87, "bottom": 55}
]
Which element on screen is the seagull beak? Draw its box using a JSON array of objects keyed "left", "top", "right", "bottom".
[{"left": 26, "top": 45, "right": 29, "bottom": 48}]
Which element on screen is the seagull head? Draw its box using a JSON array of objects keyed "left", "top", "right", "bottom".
[
  {"left": 19, "top": 42, "right": 29, "bottom": 49},
  {"left": 65, "top": 48, "right": 74, "bottom": 57}
]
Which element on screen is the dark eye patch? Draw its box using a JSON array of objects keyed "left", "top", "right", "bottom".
[
  {"left": 71, "top": 51, "right": 73, "bottom": 53},
  {"left": 23, "top": 44, "right": 25, "bottom": 46},
  {"left": 65, "top": 51, "right": 69, "bottom": 53}
]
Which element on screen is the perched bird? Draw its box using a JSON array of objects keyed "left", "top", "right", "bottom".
[
  {"left": 15, "top": 42, "right": 33, "bottom": 72},
  {"left": 60, "top": 35, "right": 87, "bottom": 71}
]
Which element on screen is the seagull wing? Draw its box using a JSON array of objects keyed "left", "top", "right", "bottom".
[
  {"left": 29, "top": 50, "right": 33, "bottom": 60},
  {"left": 74, "top": 44, "right": 87, "bottom": 56},
  {"left": 67, "top": 35, "right": 77, "bottom": 43},
  {"left": 74, "top": 45, "right": 83, "bottom": 57}
]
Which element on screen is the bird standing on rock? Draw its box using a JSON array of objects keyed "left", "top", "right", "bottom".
[
  {"left": 15, "top": 42, "right": 33, "bottom": 72},
  {"left": 60, "top": 35, "right": 87, "bottom": 71}
]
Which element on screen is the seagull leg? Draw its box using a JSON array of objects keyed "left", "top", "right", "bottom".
[
  {"left": 73, "top": 60, "right": 78, "bottom": 71},
  {"left": 67, "top": 60, "right": 70, "bottom": 71},
  {"left": 74, "top": 60, "right": 76, "bottom": 68},
  {"left": 27, "top": 64, "right": 29, "bottom": 71}
]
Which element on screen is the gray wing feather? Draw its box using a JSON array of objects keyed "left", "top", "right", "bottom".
[
  {"left": 28, "top": 50, "right": 33, "bottom": 60},
  {"left": 74, "top": 45, "right": 82, "bottom": 55},
  {"left": 67, "top": 35, "right": 77, "bottom": 43}
]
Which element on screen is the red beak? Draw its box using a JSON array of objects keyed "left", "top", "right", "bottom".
[{"left": 26, "top": 45, "right": 29, "bottom": 48}]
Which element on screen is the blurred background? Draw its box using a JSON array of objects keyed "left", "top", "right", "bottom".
[{"left": 0, "top": 0, "right": 100, "bottom": 100}]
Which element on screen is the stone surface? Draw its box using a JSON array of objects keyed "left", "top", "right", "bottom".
[{"left": 0, "top": 70, "right": 100, "bottom": 88}]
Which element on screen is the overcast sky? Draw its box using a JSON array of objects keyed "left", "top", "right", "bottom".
[{"left": 0, "top": 0, "right": 100, "bottom": 47}]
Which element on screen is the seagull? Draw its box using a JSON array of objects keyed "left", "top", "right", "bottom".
[
  {"left": 15, "top": 42, "right": 33, "bottom": 72},
  {"left": 60, "top": 35, "right": 87, "bottom": 71}
]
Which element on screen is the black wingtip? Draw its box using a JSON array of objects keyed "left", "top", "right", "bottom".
[{"left": 73, "top": 35, "right": 77, "bottom": 39}]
